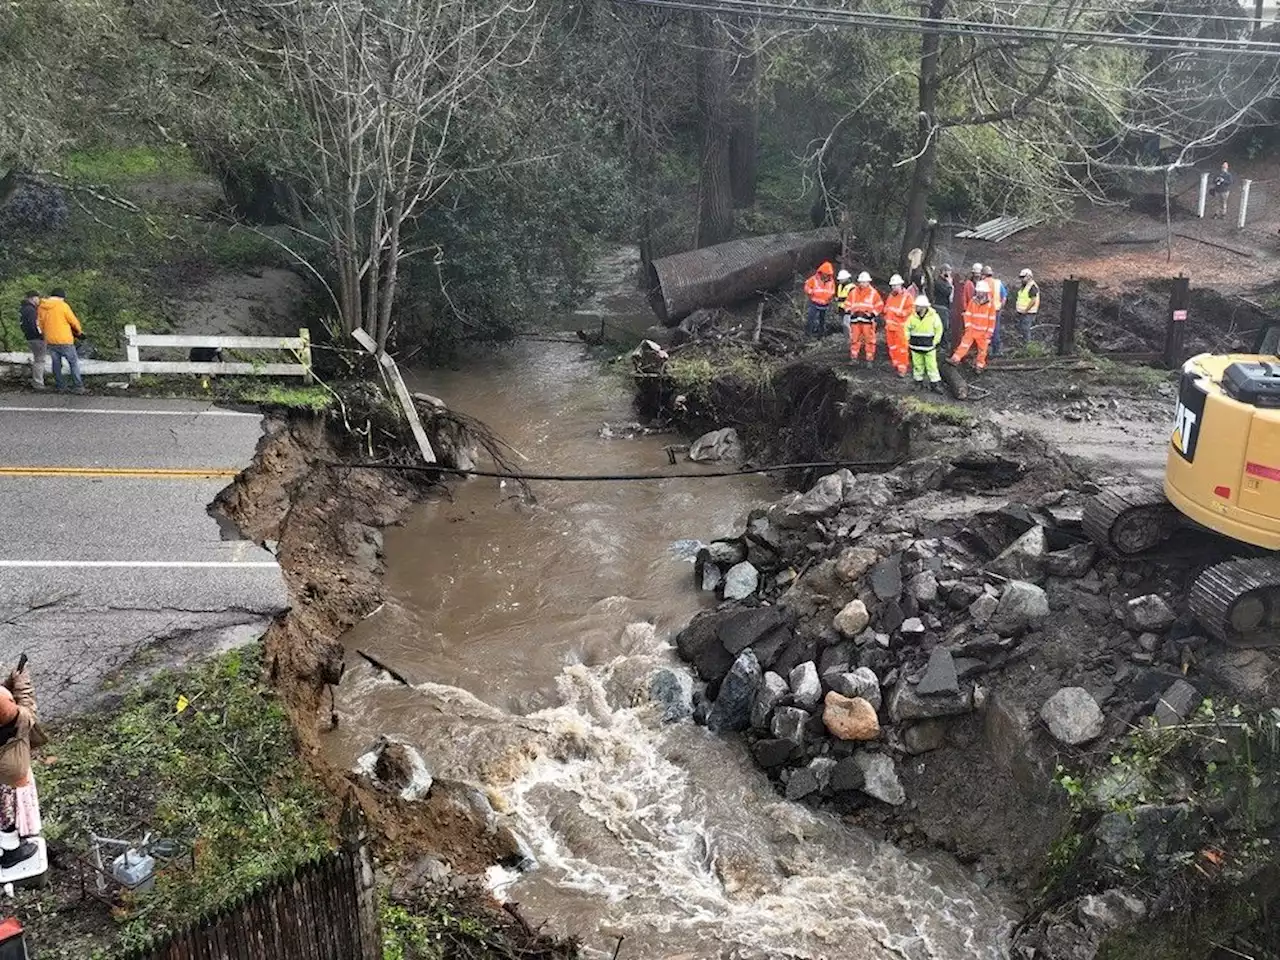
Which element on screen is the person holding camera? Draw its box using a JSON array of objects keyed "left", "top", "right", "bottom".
[
  {"left": 36, "top": 288, "right": 86, "bottom": 394},
  {"left": 0, "top": 660, "right": 44, "bottom": 866}
]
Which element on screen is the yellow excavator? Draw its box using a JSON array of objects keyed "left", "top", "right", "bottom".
[{"left": 1083, "top": 350, "right": 1280, "bottom": 646}]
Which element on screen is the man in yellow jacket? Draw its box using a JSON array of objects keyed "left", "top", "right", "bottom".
[
  {"left": 906, "top": 295, "right": 945, "bottom": 392},
  {"left": 37, "top": 288, "right": 85, "bottom": 393}
]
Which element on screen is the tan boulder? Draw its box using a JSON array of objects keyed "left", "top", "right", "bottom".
[
  {"left": 835, "top": 547, "right": 879, "bottom": 583},
  {"left": 823, "top": 692, "right": 880, "bottom": 741},
  {"left": 833, "top": 599, "right": 870, "bottom": 638}
]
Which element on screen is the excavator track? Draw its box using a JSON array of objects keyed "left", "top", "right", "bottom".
[
  {"left": 1190, "top": 557, "right": 1280, "bottom": 647},
  {"left": 1082, "top": 485, "right": 1179, "bottom": 557}
]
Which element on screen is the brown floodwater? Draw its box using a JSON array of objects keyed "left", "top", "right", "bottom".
[{"left": 327, "top": 256, "right": 1016, "bottom": 958}]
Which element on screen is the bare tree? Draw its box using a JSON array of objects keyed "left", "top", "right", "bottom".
[{"left": 216, "top": 0, "right": 542, "bottom": 349}]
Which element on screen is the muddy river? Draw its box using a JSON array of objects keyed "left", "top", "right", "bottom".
[{"left": 327, "top": 270, "right": 1015, "bottom": 958}]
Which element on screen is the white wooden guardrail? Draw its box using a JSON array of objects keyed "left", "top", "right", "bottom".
[{"left": 0, "top": 324, "right": 311, "bottom": 381}]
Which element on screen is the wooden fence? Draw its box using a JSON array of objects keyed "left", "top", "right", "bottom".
[
  {"left": 118, "top": 846, "right": 380, "bottom": 960},
  {"left": 0, "top": 326, "right": 312, "bottom": 381}
]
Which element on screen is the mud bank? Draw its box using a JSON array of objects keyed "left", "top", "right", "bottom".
[
  {"left": 644, "top": 362, "right": 1280, "bottom": 958},
  {"left": 211, "top": 405, "right": 577, "bottom": 956}
]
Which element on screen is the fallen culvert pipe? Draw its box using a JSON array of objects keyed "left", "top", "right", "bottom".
[{"left": 647, "top": 228, "right": 841, "bottom": 326}]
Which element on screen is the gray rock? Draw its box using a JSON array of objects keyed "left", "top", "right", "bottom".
[
  {"left": 789, "top": 661, "right": 822, "bottom": 710},
  {"left": 648, "top": 667, "right": 695, "bottom": 722},
  {"left": 1138, "top": 632, "right": 1160, "bottom": 653},
  {"left": 989, "top": 525, "right": 1048, "bottom": 582},
  {"left": 953, "top": 657, "right": 985, "bottom": 680},
  {"left": 1040, "top": 687, "right": 1104, "bottom": 745},
  {"left": 908, "top": 571, "right": 939, "bottom": 605},
  {"left": 705, "top": 539, "right": 747, "bottom": 566},
  {"left": 900, "top": 617, "right": 926, "bottom": 635},
  {"left": 856, "top": 752, "right": 906, "bottom": 806},
  {"left": 990, "top": 580, "right": 1050, "bottom": 636},
  {"left": 969, "top": 593, "right": 999, "bottom": 624},
  {"left": 785, "top": 766, "right": 820, "bottom": 800},
  {"left": 903, "top": 720, "right": 947, "bottom": 754},
  {"left": 750, "top": 671, "right": 790, "bottom": 730},
  {"left": 948, "top": 581, "right": 984, "bottom": 610},
  {"left": 700, "top": 563, "right": 723, "bottom": 592},
  {"left": 723, "top": 561, "right": 760, "bottom": 601},
  {"left": 718, "top": 606, "right": 792, "bottom": 656},
  {"left": 1124, "top": 594, "right": 1176, "bottom": 632},
  {"left": 829, "top": 756, "right": 865, "bottom": 793},
  {"left": 829, "top": 667, "right": 881, "bottom": 710},
  {"left": 771, "top": 706, "right": 809, "bottom": 743},
  {"left": 675, "top": 612, "right": 735, "bottom": 684},
  {"left": 1094, "top": 803, "right": 1195, "bottom": 874},
  {"left": 870, "top": 556, "right": 903, "bottom": 602},
  {"left": 888, "top": 682, "right": 973, "bottom": 721},
  {"left": 706, "top": 649, "right": 762, "bottom": 733},
  {"left": 1154, "top": 679, "right": 1201, "bottom": 726},
  {"left": 689, "top": 427, "right": 742, "bottom": 462},
  {"left": 916, "top": 648, "right": 960, "bottom": 696},
  {"left": 788, "top": 470, "right": 854, "bottom": 518},
  {"left": 1078, "top": 889, "right": 1147, "bottom": 931},
  {"left": 752, "top": 738, "right": 796, "bottom": 768},
  {"left": 808, "top": 756, "right": 837, "bottom": 791},
  {"left": 1043, "top": 542, "right": 1097, "bottom": 579},
  {"left": 833, "top": 600, "right": 870, "bottom": 638},
  {"left": 360, "top": 737, "right": 433, "bottom": 800},
  {"left": 877, "top": 599, "right": 905, "bottom": 634}
]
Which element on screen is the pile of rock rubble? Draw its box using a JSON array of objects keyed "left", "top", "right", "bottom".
[{"left": 675, "top": 425, "right": 1213, "bottom": 815}]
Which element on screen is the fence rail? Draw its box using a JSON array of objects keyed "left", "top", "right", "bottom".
[
  {"left": 119, "top": 846, "right": 379, "bottom": 960},
  {"left": 0, "top": 326, "right": 312, "bottom": 382}
]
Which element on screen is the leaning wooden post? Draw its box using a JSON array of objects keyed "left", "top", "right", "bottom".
[
  {"left": 1057, "top": 277, "right": 1079, "bottom": 356},
  {"left": 123, "top": 323, "right": 141, "bottom": 382},
  {"left": 1197, "top": 172, "right": 1209, "bottom": 219},
  {"left": 298, "top": 328, "right": 313, "bottom": 384},
  {"left": 1237, "top": 179, "right": 1253, "bottom": 230},
  {"left": 1163, "top": 275, "right": 1191, "bottom": 369}
]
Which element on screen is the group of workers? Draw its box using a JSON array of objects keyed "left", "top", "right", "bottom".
[{"left": 803, "top": 260, "right": 1041, "bottom": 387}]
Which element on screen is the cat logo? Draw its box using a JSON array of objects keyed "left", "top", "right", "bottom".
[{"left": 1172, "top": 373, "right": 1206, "bottom": 463}]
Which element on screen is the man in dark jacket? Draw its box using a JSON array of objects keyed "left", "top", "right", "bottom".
[
  {"left": 1211, "top": 162, "right": 1234, "bottom": 220},
  {"left": 18, "top": 292, "right": 44, "bottom": 390}
]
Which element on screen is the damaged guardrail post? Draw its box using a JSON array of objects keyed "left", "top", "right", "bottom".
[
  {"left": 1197, "top": 172, "right": 1209, "bottom": 219},
  {"left": 1237, "top": 179, "right": 1253, "bottom": 230},
  {"left": 350, "top": 328, "right": 436, "bottom": 465}
]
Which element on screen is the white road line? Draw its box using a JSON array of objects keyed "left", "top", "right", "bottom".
[
  {"left": 0, "top": 560, "right": 278, "bottom": 569},
  {"left": 0, "top": 406, "right": 259, "bottom": 418}
]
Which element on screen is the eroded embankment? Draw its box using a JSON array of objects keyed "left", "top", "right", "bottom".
[
  {"left": 209, "top": 409, "right": 572, "bottom": 915},
  {"left": 649, "top": 361, "right": 1280, "bottom": 959}
]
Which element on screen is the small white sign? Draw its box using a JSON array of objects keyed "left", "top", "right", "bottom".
[{"left": 1173, "top": 309, "right": 1188, "bottom": 322}]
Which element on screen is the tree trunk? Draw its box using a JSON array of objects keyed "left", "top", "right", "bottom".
[
  {"left": 695, "top": 13, "right": 733, "bottom": 248},
  {"left": 728, "top": 27, "right": 760, "bottom": 208},
  {"left": 899, "top": 0, "right": 946, "bottom": 266}
]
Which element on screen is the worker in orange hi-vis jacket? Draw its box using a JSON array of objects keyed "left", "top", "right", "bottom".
[
  {"left": 882, "top": 274, "right": 913, "bottom": 377},
  {"left": 844, "top": 271, "right": 883, "bottom": 363},
  {"left": 948, "top": 279, "right": 997, "bottom": 372}
]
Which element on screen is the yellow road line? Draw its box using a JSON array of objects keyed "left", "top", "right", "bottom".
[{"left": 0, "top": 466, "right": 239, "bottom": 479}]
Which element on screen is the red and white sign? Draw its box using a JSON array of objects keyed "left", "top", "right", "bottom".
[{"left": 1172, "top": 309, "right": 1188, "bottom": 322}]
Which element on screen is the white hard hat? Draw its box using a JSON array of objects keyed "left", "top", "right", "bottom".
[
  {"left": 857, "top": 271, "right": 872, "bottom": 283},
  {"left": 971, "top": 262, "right": 983, "bottom": 273},
  {"left": 889, "top": 274, "right": 904, "bottom": 286},
  {"left": 914, "top": 295, "right": 930, "bottom": 308},
  {"left": 837, "top": 269, "right": 852, "bottom": 281},
  {"left": 1019, "top": 268, "right": 1033, "bottom": 278},
  {"left": 975, "top": 280, "right": 991, "bottom": 294}
]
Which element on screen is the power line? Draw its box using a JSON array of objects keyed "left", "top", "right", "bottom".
[
  {"left": 944, "top": 0, "right": 1273, "bottom": 27},
  {"left": 616, "top": 0, "right": 1280, "bottom": 56}
]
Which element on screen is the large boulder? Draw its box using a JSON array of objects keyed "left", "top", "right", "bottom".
[
  {"left": 1039, "top": 687, "right": 1104, "bottom": 745},
  {"left": 781, "top": 469, "right": 857, "bottom": 522},
  {"left": 689, "top": 427, "right": 742, "bottom": 462},
  {"left": 706, "top": 649, "right": 762, "bottom": 733},
  {"left": 888, "top": 681, "right": 973, "bottom": 721},
  {"left": 869, "top": 556, "right": 904, "bottom": 602},
  {"left": 750, "top": 671, "right": 790, "bottom": 730},
  {"left": 723, "top": 561, "right": 760, "bottom": 601},
  {"left": 648, "top": 667, "right": 695, "bottom": 722},
  {"left": 834, "top": 600, "right": 870, "bottom": 638},
  {"left": 822, "top": 692, "right": 880, "bottom": 741},
  {"left": 357, "top": 737, "right": 433, "bottom": 801},
  {"left": 718, "top": 606, "right": 793, "bottom": 656},
  {"left": 988, "top": 525, "right": 1048, "bottom": 582},
  {"left": 1154, "top": 679, "right": 1201, "bottom": 726},
  {"left": 915, "top": 648, "right": 960, "bottom": 696},
  {"left": 1093, "top": 803, "right": 1197, "bottom": 874},
  {"left": 990, "top": 580, "right": 1050, "bottom": 636},
  {"left": 1124, "top": 594, "right": 1176, "bottom": 633},
  {"left": 789, "top": 661, "right": 822, "bottom": 711},
  {"left": 855, "top": 752, "right": 906, "bottom": 806},
  {"left": 771, "top": 706, "right": 809, "bottom": 743},
  {"left": 836, "top": 547, "right": 880, "bottom": 583},
  {"left": 1044, "top": 542, "right": 1097, "bottom": 579},
  {"left": 675, "top": 611, "right": 735, "bottom": 684},
  {"left": 828, "top": 667, "right": 881, "bottom": 710}
]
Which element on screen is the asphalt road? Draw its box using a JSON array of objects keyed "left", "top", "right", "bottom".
[{"left": 0, "top": 394, "right": 288, "bottom": 719}]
